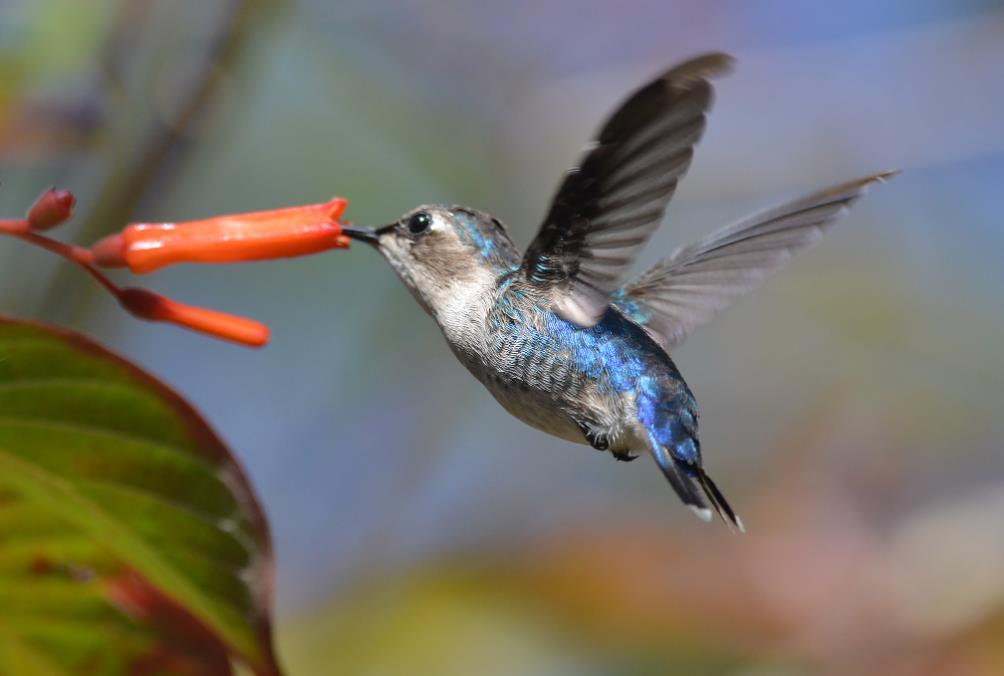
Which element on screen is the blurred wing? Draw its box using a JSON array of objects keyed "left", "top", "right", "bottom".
[
  {"left": 617, "top": 172, "right": 897, "bottom": 349},
  {"left": 521, "top": 53, "right": 734, "bottom": 327}
]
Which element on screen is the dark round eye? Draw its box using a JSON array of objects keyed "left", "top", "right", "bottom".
[{"left": 406, "top": 211, "right": 432, "bottom": 235}]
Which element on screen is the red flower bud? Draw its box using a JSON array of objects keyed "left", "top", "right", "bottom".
[
  {"left": 26, "top": 188, "right": 75, "bottom": 231},
  {"left": 118, "top": 288, "right": 270, "bottom": 347},
  {"left": 95, "top": 197, "right": 350, "bottom": 274}
]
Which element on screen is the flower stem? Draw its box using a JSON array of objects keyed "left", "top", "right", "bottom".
[{"left": 1, "top": 221, "right": 269, "bottom": 347}]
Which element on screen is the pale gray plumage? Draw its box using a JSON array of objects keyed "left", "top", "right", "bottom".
[{"left": 619, "top": 171, "right": 898, "bottom": 349}]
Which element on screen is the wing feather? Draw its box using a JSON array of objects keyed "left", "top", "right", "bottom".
[
  {"left": 521, "top": 53, "right": 734, "bottom": 327},
  {"left": 618, "top": 172, "right": 897, "bottom": 348}
]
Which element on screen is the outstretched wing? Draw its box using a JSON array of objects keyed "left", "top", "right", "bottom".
[
  {"left": 521, "top": 53, "right": 734, "bottom": 327},
  {"left": 616, "top": 172, "right": 897, "bottom": 349}
]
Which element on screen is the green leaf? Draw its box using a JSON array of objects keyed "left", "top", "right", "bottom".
[{"left": 0, "top": 318, "right": 280, "bottom": 675}]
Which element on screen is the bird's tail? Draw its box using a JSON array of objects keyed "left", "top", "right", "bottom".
[
  {"left": 693, "top": 465, "right": 743, "bottom": 533},
  {"left": 650, "top": 443, "right": 744, "bottom": 532},
  {"left": 639, "top": 390, "right": 744, "bottom": 531}
]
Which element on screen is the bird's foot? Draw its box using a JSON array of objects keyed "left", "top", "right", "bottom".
[
  {"left": 612, "top": 450, "right": 639, "bottom": 462},
  {"left": 577, "top": 422, "right": 610, "bottom": 451}
]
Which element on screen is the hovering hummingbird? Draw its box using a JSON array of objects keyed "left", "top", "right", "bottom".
[{"left": 341, "top": 53, "right": 892, "bottom": 530}]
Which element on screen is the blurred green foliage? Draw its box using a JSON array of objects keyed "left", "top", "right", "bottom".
[{"left": 0, "top": 320, "right": 277, "bottom": 674}]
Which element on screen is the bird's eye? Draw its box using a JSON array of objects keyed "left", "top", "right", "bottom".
[{"left": 406, "top": 211, "right": 432, "bottom": 235}]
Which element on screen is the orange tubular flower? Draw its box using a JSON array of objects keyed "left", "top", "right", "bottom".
[
  {"left": 92, "top": 197, "right": 350, "bottom": 274},
  {"left": 2, "top": 189, "right": 362, "bottom": 347},
  {"left": 118, "top": 288, "right": 270, "bottom": 347}
]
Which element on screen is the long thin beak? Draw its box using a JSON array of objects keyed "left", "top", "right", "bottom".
[{"left": 341, "top": 223, "right": 394, "bottom": 246}]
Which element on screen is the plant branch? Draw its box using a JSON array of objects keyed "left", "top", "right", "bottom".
[{"left": 39, "top": 0, "right": 270, "bottom": 321}]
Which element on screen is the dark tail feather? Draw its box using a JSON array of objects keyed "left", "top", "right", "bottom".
[
  {"left": 650, "top": 444, "right": 713, "bottom": 523},
  {"left": 650, "top": 442, "right": 744, "bottom": 531},
  {"left": 694, "top": 468, "right": 745, "bottom": 533}
]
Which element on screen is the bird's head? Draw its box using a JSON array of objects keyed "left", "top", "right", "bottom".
[{"left": 342, "top": 205, "right": 519, "bottom": 318}]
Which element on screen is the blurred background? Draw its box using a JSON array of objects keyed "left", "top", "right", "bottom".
[{"left": 2, "top": 0, "right": 1003, "bottom": 673}]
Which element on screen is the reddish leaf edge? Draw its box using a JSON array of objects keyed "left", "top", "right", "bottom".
[
  {"left": 0, "top": 316, "right": 281, "bottom": 676},
  {"left": 104, "top": 571, "right": 235, "bottom": 676}
]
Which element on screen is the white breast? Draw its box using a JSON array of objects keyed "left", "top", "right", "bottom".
[{"left": 433, "top": 266, "right": 495, "bottom": 355}]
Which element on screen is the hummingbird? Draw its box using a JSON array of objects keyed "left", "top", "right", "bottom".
[{"left": 341, "top": 53, "right": 892, "bottom": 530}]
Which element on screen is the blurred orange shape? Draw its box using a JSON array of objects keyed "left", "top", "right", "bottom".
[
  {"left": 93, "top": 197, "right": 350, "bottom": 273},
  {"left": 118, "top": 288, "right": 270, "bottom": 347}
]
